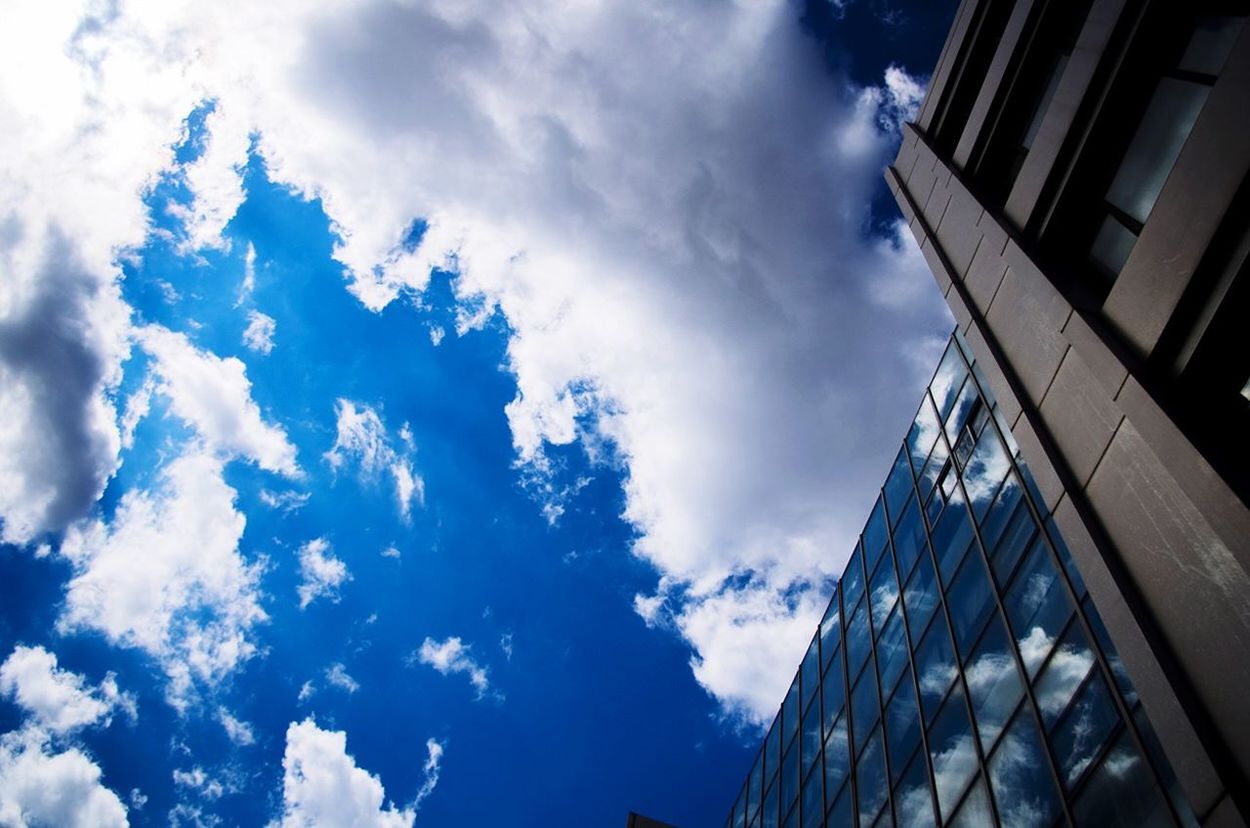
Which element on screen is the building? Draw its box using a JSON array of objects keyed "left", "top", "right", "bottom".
[
  {"left": 722, "top": 331, "right": 1195, "bottom": 827},
  {"left": 723, "top": 3, "right": 1250, "bottom": 823},
  {"left": 886, "top": 0, "right": 1249, "bottom": 823}
]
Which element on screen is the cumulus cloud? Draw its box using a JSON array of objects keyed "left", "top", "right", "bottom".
[
  {"left": 139, "top": 325, "right": 298, "bottom": 476},
  {"left": 296, "top": 538, "right": 350, "bottom": 610},
  {"left": 414, "top": 637, "right": 492, "bottom": 700},
  {"left": 0, "top": 728, "right": 128, "bottom": 828},
  {"left": 58, "top": 451, "right": 268, "bottom": 710},
  {"left": 324, "top": 400, "right": 424, "bottom": 521},
  {"left": 0, "top": 646, "right": 135, "bottom": 735},
  {"left": 242, "top": 311, "right": 277, "bottom": 355},
  {"left": 3, "top": 0, "right": 951, "bottom": 724},
  {"left": 172, "top": 766, "right": 225, "bottom": 800},
  {"left": 274, "top": 719, "right": 415, "bottom": 828}
]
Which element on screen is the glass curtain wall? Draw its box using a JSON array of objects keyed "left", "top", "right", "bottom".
[{"left": 722, "top": 332, "right": 1195, "bottom": 828}]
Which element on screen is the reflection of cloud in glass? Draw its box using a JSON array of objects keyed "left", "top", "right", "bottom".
[
  {"left": 919, "top": 662, "right": 958, "bottom": 698},
  {"left": 930, "top": 346, "right": 967, "bottom": 420},
  {"left": 910, "top": 396, "right": 943, "bottom": 470},
  {"left": 962, "top": 429, "right": 1012, "bottom": 508},
  {"left": 871, "top": 581, "right": 898, "bottom": 623},
  {"left": 988, "top": 719, "right": 1058, "bottom": 828},
  {"left": 964, "top": 649, "right": 1020, "bottom": 746},
  {"left": 931, "top": 733, "right": 978, "bottom": 818},
  {"left": 1022, "top": 628, "right": 1092, "bottom": 715}
]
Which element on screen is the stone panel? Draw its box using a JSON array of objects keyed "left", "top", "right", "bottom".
[{"left": 1039, "top": 347, "right": 1124, "bottom": 486}]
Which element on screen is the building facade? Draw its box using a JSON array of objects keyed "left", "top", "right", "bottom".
[
  {"left": 885, "top": 0, "right": 1249, "bottom": 824},
  {"left": 723, "top": 332, "right": 1194, "bottom": 828}
]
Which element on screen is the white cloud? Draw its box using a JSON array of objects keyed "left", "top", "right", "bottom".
[
  {"left": 324, "top": 663, "right": 359, "bottom": 694},
  {"left": 0, "top": 728, "right": 128, "bottom": 828},
  {"left": 274, "top": 719, "right": 414, "bottom": 828},
  {"left": 172, "top": 767, "right": 225, "bottom": 800},
  {"left": 498, "top": 633, "right": 513, "bottom": 661},
  {"left": 296, "top": 538, "right": 350, "bottom": 610},
  {"left": 236, "top": 243, "right": 258, "bottom": 307},
  {"left": 414, "top": 637, "right": 491, "bottom": 700},
  {"left": 139, "top": 325, "right": 298, "bottom": 477},
  {"left": 324, "top": 400, "right": 424, "bottom": 521},
  {"left": 217, "top": 708, "right": 256, "bottom": 747},
  {"left": 1, "top": 0, "right": 952, "bottom": 725},
  {"left": 58, "top": 450, "right": 268, "bottom": 711},
  {"left": 0, "top": 646, "right": 135, "bottom": 735},
  {"left": 297, "top": 682, "right": 315, "bottom": 703},
  {"left": 380, "top": 546, "right": 401, "bottom": 560},
  {"left": 259, "top": 489, "right": 311, "bottom": 514},
  {"left": 242, "top": 310, "right": 277, "bottom": 355}
]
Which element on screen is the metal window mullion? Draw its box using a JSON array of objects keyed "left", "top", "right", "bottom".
[{"left": 836, "top": 552, "right": 861, "bottom": 826}]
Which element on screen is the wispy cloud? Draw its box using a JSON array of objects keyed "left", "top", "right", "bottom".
[
  {"left": 412, "top": 637, "right": 493, "bottom": 700},
  {"left": 325, "top": 400, "right": 424, "bottom": 522}
]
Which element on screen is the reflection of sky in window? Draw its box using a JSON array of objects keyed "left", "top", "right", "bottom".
[
  {"left": 989, "top": 708, "right": 1061, "bottom": 828},
  {"left": 1031, "top": 627, "right": 1094, "bottom": 724},
  {"left": 895, "top": 749, "right": 938, "bottom": 827},
  {"left": 929, "top": 686, "right": 979, "bottom": 820},
  {"left": 965, "top": 618, "right": 1024, "bottom": 750}
]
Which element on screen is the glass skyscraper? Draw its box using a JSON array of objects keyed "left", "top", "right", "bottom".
[{"left": 723, "top": 332, "right": 1194, "bottom": 828}]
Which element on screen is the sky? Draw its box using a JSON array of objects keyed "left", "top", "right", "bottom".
[{"left": 0, "top": 1, "right": 956, "bottom": 825}]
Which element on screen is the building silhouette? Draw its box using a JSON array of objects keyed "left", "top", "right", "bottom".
[{"left": 724, "top": 2, "right": 1249, "bottom": 825}]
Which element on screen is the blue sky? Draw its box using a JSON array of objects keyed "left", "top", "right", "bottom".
[{"left": 0, "top": 1, "right": 955, "bottom": 825}]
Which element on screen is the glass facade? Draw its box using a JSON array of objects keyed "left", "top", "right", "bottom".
[{"left": 723, "top": 332, "right": 1195, "bottom": 828}]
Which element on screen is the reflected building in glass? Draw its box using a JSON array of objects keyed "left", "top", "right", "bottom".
[{"left": 723, "top": 332, "right": 1193, "bottom": 828}]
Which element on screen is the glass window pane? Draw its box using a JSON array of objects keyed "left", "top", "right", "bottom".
[
  {"left": 801, "top": 634, "right": 821, "bottom": 712},
  {"left": 1045, "top": 516, "right": 1086, "bottom": 598},
  {"left": 820, "top": 590, "right": 842, "bottom": 673},
  {"left": 876, "top": 609, "right": 909, "bottom": 698},
  {"left": 851, "top": 666, "right": 880, "bottom": 756},
  {"left": 763, "top": 780, "right": 779, "bottom": 828},
  {"left": 1052, "top": 671, "right": 1120, "bottom": 789},
  {"left": 824, "top": 714, "right": 851, "bottom": 802},
  {"left": 930, "top": 488, "right": 974, "bottom": 585},
  {"left": 1133, "top": 704, "right": 1197, "bottom": 827},
  {"left": 1022, "top": 53, "right": 1068, "bottom": 150},
  {"left": 843, "top": 599, "right": 871, "bottom": 684},
  {"left": 948, "top": 777, "right": 993, "bottom": 828},
  {"left": 885, "top": 673, "right": 922, "bottom": 786},
  {"left": 864, "top": 497, "right": 890, "bottom": 575},
  {"left": 1006, "top": 539, "right": 1075, "bottom": 678},
  {"left": 903, "top": 554, "right": 940, "bottom": 641},
  {"left": 766, "top": 712, "right": 782, "bottom": 783},
  {"left": 931, "top": 343, "right": 969, "bottom": 420},
  {"left": 989, "top": 706, "right": 1061, "bottom": 828},
  {"left": 782, "top": 740, "right": 801, "bottom": 815},
  {"left": 801, "top": 761, "right": 824, "bottom": 828},
  {"left": 907, "top": 394, "right": 942, "bottom": 473},
  {"left": 822, "top": 651, "right": 846, "bottom": 738},
  {"left": 989, "top": 504, "right": 1037, "bottom": 593},
  {"left": 735, "top": 791, "right": 746, "bottom": 828},
  {"left": 885, "top": 448, "right": 915, "bottom": 525},
  {"left": 802, "top": 692, "right": 823, "bottom": 780},
  {"left": 980, "top": 473, "right": 1023, "bottom": 552},
  {"left": 785, "top": 675, "right": 801, "bottom": 750},
  {"left": 894, "top": 748, "right": 937, "bottom": 828},
  {"left": 869, "top": 556, "right": 900, "bottom": 638},
  {"left": 1105, "top": 78, "right": 1210, "bottom": 225},
  {"left": 919, "top": 438, "right": 950, "bottom": 503},
  {"left": 750, "top": 751, "right": 764, "bottom": 822},
  {"left": 892, "top": 496, "right": 926, "bottom": 578},
  {"left": 826, "top": 781, "right": 852, "bottom": 828},
  {"left": 963, "top": 427, "right": 1011, "bottom": 519},
  {"left": 944, "top": 377, "right": 979, "bottom": 444},
  {"left": 842, "top": 545, "right": 866, "bottom": 617},
  {"left": 965, "top": 617, "right": 1024, "bottom": 752},
  {"left": 928, "top": 685, "right": 979, "bottom": 821},
  {"left": 947, "top": 551, "right": 995, "bottom": 661},
  {"left": 1084, "top": 596, "right": 1136, "bottom": 706},
  {"left": 1071, "top": 729, "right": 1173, "bottom": 828},
  {"left": 915, "top": 618, "right": 957, "bottom": 723},
  {"left": 856, "top": 727, "right": 889, "bottom": 826},
  {"left": 1090, "top": 213, "right": 1137, "bottom": 276},
  {"left": 1033, "top": 623, "right": 1096, "bottom": 728}
]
